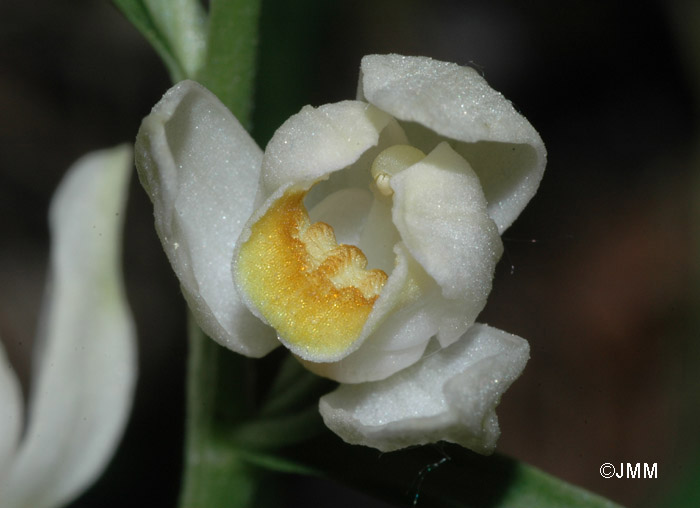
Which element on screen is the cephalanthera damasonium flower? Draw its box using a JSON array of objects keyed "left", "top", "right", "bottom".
[
  {"left": 0, "top": 146, "right": 136, "bottom": 507},
  {"left": 135, "top": 54, "right": 546, "bottom": 453}
]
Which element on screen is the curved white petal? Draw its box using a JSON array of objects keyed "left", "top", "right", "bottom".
[
  {"left": 135, "top": 80, "right": 278, "bottom": 356},
  {"left": 357, "top": 194, "right": 400, "bottom": 274},
  {"left": 301, "top": 243, "right": 430, "bottom": 382},
  {"left": 303, "top": 116, "right": 409, "bottom": 212},
  {"left": 0, "top": 146, "right": 136, "bottom": 507},
  {"left": 232, "top": 103, "right": 401, "bottom": 363},
  {"left": 319, "top": 324, "right": 529, "bottom": 453},
  {"left": 259, "top": 101, "right": 394, "bottom": 198},
  {"left": 302, "top": 242, "right": 444, "bottom": 382},
  {"left": 391, "top": 142, "right": 502, "bottom": 344},
  {"left": 242, "top": 139, "right": 501, "bottom": 377},
  {"left": 359, "top": 54, "right": 546, "bottom": 232},
  {"left": 0, "top": 339, "right": 22, "bottom": 481},
  {"left": 307, "top": 188, "right": 373, "bottom": 246}
]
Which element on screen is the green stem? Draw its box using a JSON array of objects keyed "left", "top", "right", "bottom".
[
  {"left": 197, "top": 0, "right": 262, "bottom": 127},
  {"left": 179, "top": 317, "right": 262, "bottom": 507},
  {"left": 178, "top": 0, "right": 262, "bottom": 505}
]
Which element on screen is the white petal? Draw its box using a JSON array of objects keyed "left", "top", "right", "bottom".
[
  {"left": 301, "top": 243, "right": 431, "bottom": 382},
  {"left": 259, "top": 101, "right": 394, "bottom": 198},
  {"left": 319, "top": 324, "right": 529, "bottom": 453},
  {"left": 232, "top": 105, "right": 402, "bottom": 363},
  {"left": 359, "top": 54, "right": 546, "bottom": 232},
  {"left": 303, "top": 236, "right": 483, "bottom": 384},
  {"left": 0, "top": 146, "right": 136, "bottom": 507},
  {"left": 303, "top": 116, "right": 409, "bottom": 212},
  {"left": 301, "top": 144, "right": 503, "bottom": 384},
  {"left": 307, "top": 187, "right": 373, "bottom": 246},
  {"left": 135, "top": 80, "right": 278, "bottom": 356},
  {"left": 0, "top": 340, "right": 22, "bottom": 482},
  {"left": 391, "top": 142, "right": 502, "bottom": 345},
  {"left": 357, "top": 194, "right": 400, "bottom": 274}
]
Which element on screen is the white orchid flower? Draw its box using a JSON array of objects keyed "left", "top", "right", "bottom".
[
  {"left": 0, "top": 146, "right": 136, "bottom": 507},
  {"left": 135, "top": 54, "right": 546, "bottom": 453}
]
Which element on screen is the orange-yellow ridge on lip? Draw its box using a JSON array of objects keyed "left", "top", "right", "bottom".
[{"left": 236, "top": 190, "right": 388, "bottom": 360}]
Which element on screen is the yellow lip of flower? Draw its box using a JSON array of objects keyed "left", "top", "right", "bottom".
[{"left": 236, "top": 190, "right": 388, "bottom": 361}]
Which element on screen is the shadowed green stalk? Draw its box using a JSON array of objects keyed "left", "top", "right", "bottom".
[
  {"left": 180, "top": 317, "right": 259, "bottom": 507},
  {"left": 177, "top": 1, "right": 264, "bottom": 503}
]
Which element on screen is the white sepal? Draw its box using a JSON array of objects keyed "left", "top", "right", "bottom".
[
  {"left": 135, "top": 80, "right": 278, "bottom": 356},
  {"left": 319, "top": 324, "right": 529, "bottom": 454},
  {"left": 391, "top": 141, "right": 502, "bottom": 346},
  {"left": 359, "top": 54, "right": 546, "bottom": 233}
]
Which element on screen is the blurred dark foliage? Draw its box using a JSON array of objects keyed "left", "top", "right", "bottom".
[{"left": 1, "top": 0, "right": 698, "bottom": 506}]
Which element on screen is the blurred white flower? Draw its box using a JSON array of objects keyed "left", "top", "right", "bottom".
[
  {"left": 0, "top": 146, "right": 136, "bottom": 507},
  {"left": 135, "top": 54, "right": 545, "bottom": 453}
]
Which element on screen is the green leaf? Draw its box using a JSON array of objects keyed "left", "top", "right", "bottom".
[{"left": 111, "top": 0, "right": 188, "bottom": 81}]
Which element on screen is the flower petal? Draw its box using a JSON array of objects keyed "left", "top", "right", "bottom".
[
  {"left": 235, "top": 188, "right": 388, "bottom": 362},
  {"left": 359, "top": 54, "right": 546, "bottom": 232},
  {"left": 319, "top": 324, "right": 529, "bottom": 453},
  {"left": 294, "top": 142, "right": 502, "bottom": 383},
  {"left": 233, "top": 102, "right": 401, "bottom": 362},
  {"left": 391, "top": 142, "right": 502, "bottom": 346},
  {"left": 302, "top": 243, "right": 436, "bottom": 383},
  {"left": 135, "top": 80, "right": 278, "bottom": 356},
  {"left": 307, "top": 187, "right": 374, "bottom": 246},
  {"left": 0, "top": 340, "right": 22, "bottom": 481},
  {"left": 357, "top": 194, "right": 400, "bottom": 274},
  {"left": 0, "top": 146, "right": 136, "bottom": 507},
  {"left": 259, "top": 101, "right": 395, "bottom": 198}
]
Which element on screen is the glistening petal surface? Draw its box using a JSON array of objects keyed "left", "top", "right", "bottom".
[
  {"left": 391, "top": 142, "right": 502, "bottom": 346},
  {"left": 259, "top": 101, "right": 394, "bottom": 198},
  {"left": 233, "top": 101, "right": 397, "bottom": 363},
  {"left": 359, "top": 54, "right": 546, "bottom": 232},
  {"left": 319, "top": 324, "right": 529, "bottom": 453},
  {"left": 0, "top": 146, "right": 136, "bottom": 507},
  {"left": 302, "top": 243, "right": 437, "bottom": 383},
  {"left": 135, "top": 80, "right": 277, "bottom": 356}
]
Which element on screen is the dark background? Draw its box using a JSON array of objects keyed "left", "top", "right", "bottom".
[{"left": 1, "top": 0, "right": 699, "bottom": 506}]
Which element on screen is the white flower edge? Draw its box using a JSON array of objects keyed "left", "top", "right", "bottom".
[
  {"left": 0, "top": 145, "right": 137, "bottom": 508},
  {"left": 319, "top": 324, "right": 529, "bottom": 454},
  {"left": 359, "top": 54, "right": 547, "bottom": 233},
  {"left": 258, "top": 100, "right": 396, "bottom": 199},
  {"left": 135, "top": 80, "right": 278, "bottom": 357}
]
